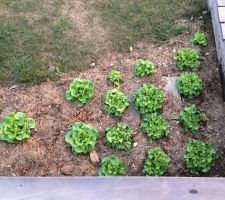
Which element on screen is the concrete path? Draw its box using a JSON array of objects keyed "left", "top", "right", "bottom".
[
  {"left": 0, "top": 177, "right": 225, "bottom": 200},
  {"left": 209, "top": 0, "right": 225, "bottom": 98}
]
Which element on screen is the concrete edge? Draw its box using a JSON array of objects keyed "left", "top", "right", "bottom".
[
  {"left": 208, "top": 0, "right": 225, "bottom": 99},
  {"left": 0, "top": 177, "right": 225, "bottom": 200}
]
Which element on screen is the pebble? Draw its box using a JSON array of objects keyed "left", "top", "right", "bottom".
[
  {"left": 60, "top": 165, "right": 73, "bottom": 175},
  {"left": 133, "top": 142, "right": 138, "bottom": 147},
  {"left": 129, "top": 46, "right": 133, "bottom": 52},
  {"left": 90, "top": 150, "right": 99, "bottom": 165},
  {"left": 90, "top": 63, "right": 96, "bottom": 67},
  {"left": 9, "top": 85, "right": 19, "bottom": 91}
]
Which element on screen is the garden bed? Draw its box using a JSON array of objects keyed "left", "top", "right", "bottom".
[{"left": 0, "top": 20, "right": 225, "bottom": 176}]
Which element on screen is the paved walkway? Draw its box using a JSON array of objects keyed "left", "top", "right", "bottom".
[
  {"left": 0, "top": 177, "right": 225, "bottom": 200},
  {"left": 218, "top": 0, "right": 225, "bottom": 39},
  {"left": 209, "top": 0, "right": 225, "bottom": 98}
]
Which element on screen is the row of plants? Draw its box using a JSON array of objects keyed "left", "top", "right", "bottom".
[
  {"left": 0, "top": 111, "right": 216, "bottom": 176},
  {"left": 0, "top": 32, "right": 216, "bottom": 176},
  {"left": 174, "top": 32, "right": 217, "bottom": 176}
]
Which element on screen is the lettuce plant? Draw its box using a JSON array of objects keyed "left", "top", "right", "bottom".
[
  {"left": 134, "top": 84, "right": 164, "bottom": 115},
  {"left": 98, "top": 155, "right": 126, "bottom": 176},
  {"left": 108, "top": 70, "right": 121, "bottom": 86},
  {"left": 184, "top": 139, "right": 216, "bottom": 175},
  {"left": 191, "top": 32, "right": 208, "bottom": 46},
  {"left": 180, "top": 105, "right": 205, "bottom": 132},
  {"left": 65, "top": 78, "right": 94, "bottom": 107},
  {"left": 65, "top": 122, "right": 99, "bottom": 154},
  {"left": 144, "top": 147, "right": 170, "bottom": 176},
  {"left": 104, "top": 89, "right": 129, "bottom": 117},
  {"left": 176, "top": 72, "right": 203, "bottom": 100},
  {"left": 141, "top": 113, "right": 170, "bottom": 140},
  {"left": 176, "top": 48, "right": 200, "bottom": 70},
  {"left": 0, "top": 112, "right": 35, "bottom": 143},
  {"left": 106, "top": 123, "right": 133, "bottom": 150},
  {"left": 135, "top": 59, "right": 155, "bottom": 77}
]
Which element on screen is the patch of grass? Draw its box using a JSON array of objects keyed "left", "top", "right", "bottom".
[
  {"left": 182, "top": 0, "right": 208, "bottom": 19},
  {"left": 154, "top": 23, "right": 187, "bottom": 42},
  {"left": 91, "top": 0, "right": 207, "bottom": 51},
  {"left": 0, "top": 0, "right": 94, "bottom": 85},
  {"left": 1, "top": 0, "right": 42, "bottom": 13}
]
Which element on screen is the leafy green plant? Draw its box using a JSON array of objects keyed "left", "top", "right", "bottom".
[
  {"left": 106, "top": 123, "right": 133, "bottom": 150},
  {"left": 104, "top": 89, "right": 129, "bottom": 117},
  {"left": 191, "top": 32, "right": 208, "bottom": 46},
  {"left": 133, "top": 85, "right": 164, "bottom": 115},
  {"left": 135, "top": 59, "right": 156, "bottom": 77},
  {"left": 141, "top": 113, "right": 170, "bottom": 140},
  {"left": 0, "top": 112, "right": 35, "bottom": 143},
  {"left": 98, "top": 155, "right": 126, "bottom": 176},
  {"left": 65, "top": 78, "right": 94, "bottom": 107},
  {"left": 176, "top": 72, "right": 203, "bottom": 99},
  {"left": 144, "top": 147, "right": 170, "bottom": 176},
  {"left": 176, "top": 48, "right": 200, "bottom": 70},
  {"left": 108, "top": 70, "right": 121, "bottom": 86},
  {"left": 180, "top": 105, "right": 205, "bottom": 132},
  {"left": 184, "top": 139, "right": 217, "bottom": 175},
  {"left": 65, "top": 122, "right": 99, "bottom": 154}
]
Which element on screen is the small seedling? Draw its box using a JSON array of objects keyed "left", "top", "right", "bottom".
[
  {"left": 141, "top": 113, "right": 170, "bottom": 140},
  {"left": 108, "top": 70, "right": 121, "bottom": 87},
  {"left": 104, "top": 89, "right": 129, "bottom": 117},
  {"left": 134, "top": 84, "right": 164, "bottom": 115},
  {"left": 184, "top": 139, "right": 216, "bottom": 175},
  {"left": 144, "top": 147, "right": 170, "bottom": 176},
  {"left": 98, "top": 155, "right": 126, "bottom": 176},
  {"left": 65, "top": 78, "right": 94, "bottom": 107},
  {"left": 176, "top": 48, "right": 200, "bottom": 70},
  {"left": 180, "top": 105, "right": 205, "bottom": 132},
  {"left": 191, "top": 32, "right": 208, "bottom": 46},
  {"left": 0, "top": 112, "right": 35, "bottom": 143},
  {"left": 65, "top": 122, "right": 99, "bottom": 154},
  {"left": 135, "top": 59, "right": 155, "bottom": 77},
  {"left": 106, "top": 123, "right": 133, "bottom": 150},
  {"left": 176, "top": 72, "right": 203, "bottom": 100}
]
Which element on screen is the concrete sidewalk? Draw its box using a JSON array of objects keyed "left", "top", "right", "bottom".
[
  {"left": 0, "top": 177, "right": 225, "bottom": 200},
  {"left": 209, "top": 0, "right": 225, "bottom": 99}
]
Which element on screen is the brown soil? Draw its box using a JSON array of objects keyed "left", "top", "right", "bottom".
[{"left": 0, "top": 21, "right": 225, "bottom": 177}]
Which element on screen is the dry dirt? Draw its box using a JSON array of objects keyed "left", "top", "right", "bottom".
[
  {"left": 0, "top": 21, "right": 225, "bottom": 177},
  {"left": 61, "top": 0, "right": 110, "bottom": 55}
]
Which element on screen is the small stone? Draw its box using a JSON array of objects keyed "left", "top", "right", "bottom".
[
  {"left": 90, "top": 63, "right": 96, "bottom": 67},
  {"left": 129, "top": 46, "right": 133, "bottom": 52},
  {"left": 90, "top": 150, "right": 99, "bottom": 165},
  {"left": 9, "top": 85, "right": 19, "bottom": 91},
  {"left": 60, "top": 165, "right": 73, "bottom": 175},
  {"left": 131, "top": 163, "right": 136, "bottom": 169},
  {"left": 133, "top": 142, "right": 138, "bottom": 147},
  {"left": 163, "top": 76, "right": 181, "bottom": 99}
]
